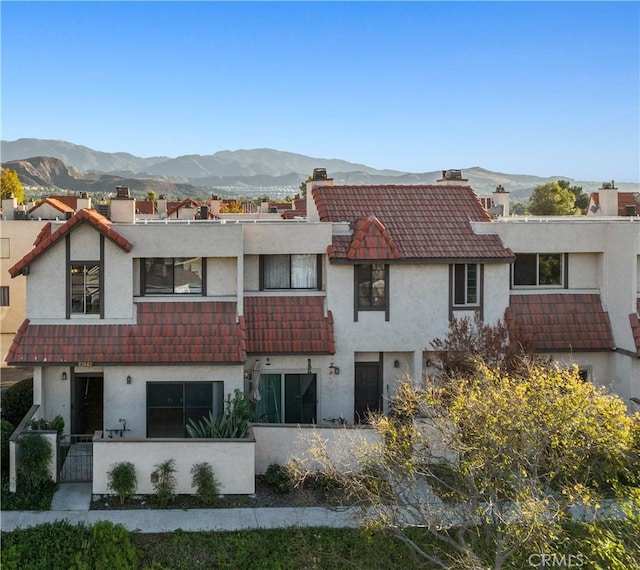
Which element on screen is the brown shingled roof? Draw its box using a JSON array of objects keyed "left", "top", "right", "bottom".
[
  {"left": 313, "top": 185, "right": 513, "bottom": 262},
  {"left": 5, "top": 302, "right": 246, "bottom": 365},
  {"left": 506, "top": 294, "right": 614, "bottom": 352},
  {"left": 244, "top": 296, "right": 335, "bottom": 354},
  {"left": 9, "top": 209, "right": 133, "bottom": 277}
]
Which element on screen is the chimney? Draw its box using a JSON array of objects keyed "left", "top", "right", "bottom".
[
  {"left": 306, "top": 168, "right": 334, "bottom": 222},
  {"left": 157, "top": 194, "right": 167, "bottom": 218},
  {"left": 178, "top": 201, "right": 196, "bottom": 220},
  {"left": 491, "top": 184, "right": 510, "bottom": 217},
  {"left": 598, "top": 180, "right": 618, "bottom": 216},
  {"left": 110, "top": 186, "right": 136, "bottom": 223},
  {"left": 436, "top": 169, "right": 470, "bottom": 186},
  {"left": 208, "top": 195, "right": 221, "bottom": 216},
  {"left": 77, "top": 191, "right": 91, "bottom": 211},
  {"left": 1, "top": 194, "right": 18, "bottom": 220}
]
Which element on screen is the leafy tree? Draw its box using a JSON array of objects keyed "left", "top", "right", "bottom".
[
  {"left": 528, "top": 181, "right": 581, "bottom": 215},
  {"left": 293, "top": 358, "right": 638, "bottom": 569},
  {"left": 146, "top": 190, "right": 158, "bottom": 201},
  {"left": 0, "top": 168, "right": 25, "bottom": 203},
  {"left": 299, "top": 174, "right": 312, "bottom": 198},
  {"left": 558, "top": 179, "right": 588, "bottom": 212}
]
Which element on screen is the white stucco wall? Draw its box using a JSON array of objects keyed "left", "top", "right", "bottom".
[
  {"left": 252, "top": 424, "right": 380, "bottom": 474},
  {"left": 93, "top": 435, "right": 255, "bottom": 495},
  {"left": 242, "top": 222, "right": 331, "bottom": 254},
  {"left": 207, "top": 257, "right": 237, "bottom": 296}
]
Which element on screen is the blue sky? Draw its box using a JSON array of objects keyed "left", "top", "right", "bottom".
[{"left": 2, "top": 1, "right": 639, "bottom": 181}]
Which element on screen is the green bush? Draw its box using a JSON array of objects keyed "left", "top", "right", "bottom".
[
  {"left": 153, "top": 459, "right": 177, "bottom": 507},
  {"left": 107, "top": 461, "right": 137, "bottom": 505},
  {"left": 1, "top": 378, "right": 33, "bottom": 427},
  {"left": 17, "top": 433, "right": 52, "bottom": 490},
  {"left": 263, "top": 463, "right": 294, "bottom": 494},
  {"left": 0, "top": 473, "right": 56, "bottom": 511},
  {"left": 190, "top": 462, "right": 221, "bottom": 505},
  {"left": 1, "top": 419, "right": 15, "bottom": 473},
  {"left": 0, "top": 520, "right": 138, "bottom": 570}
]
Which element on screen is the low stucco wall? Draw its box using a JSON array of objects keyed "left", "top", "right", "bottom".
[
  {"left": 92, "top": 431, "right": 255, "bottom": 496},
  {"left": 252, "top": 424, "right": 381, "bottom": 474}
]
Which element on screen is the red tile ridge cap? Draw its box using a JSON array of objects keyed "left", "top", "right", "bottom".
[{"left": 29, "top": 197, "right": 75, "bottom": 214}]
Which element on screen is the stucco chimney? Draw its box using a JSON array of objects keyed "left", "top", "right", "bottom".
[
  {"left": 208, "top": 195, "right": 221, "bottom": 216},
  {"left": 1, "top": 194, "right": 18, "bottom": 220},
  {"left": 306, "top": 168, "right": 334, "bottom": 222},
  {"left": 77, "top": 192, "right": 91, "bottom": 211},
  {"left": 157, "top": 194, "right": 168, "bottom": 218},
  {"left": 436, "top": 169, "right": 470, "bottom": 186},
  {"left": 110, "top": 186, "right": 136, "bottom": 223},
  {"left": 491, "top": 184, "right": 510, "bottom": 217},
  {"left": 597, "top": 180, "right": 618, "bottom": 216},
  {"left": 178, "top": 202, "right": 196, "bottom": 220}
]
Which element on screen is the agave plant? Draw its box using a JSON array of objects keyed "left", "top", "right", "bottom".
[{"left": 186, "top": 390, "right": 251, "bottom": 439}]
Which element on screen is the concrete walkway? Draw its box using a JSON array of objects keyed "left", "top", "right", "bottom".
[{"left": 2, "top": 482, "right": 362, "bottom": 532}]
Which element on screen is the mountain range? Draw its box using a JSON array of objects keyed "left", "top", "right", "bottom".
[{"left": 2, "top": 138, "right": 638, "bottom": 200}]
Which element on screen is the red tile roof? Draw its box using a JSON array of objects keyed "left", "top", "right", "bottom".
[
  {"left": 135, "top": 200, "right": 157, "bottom": 215},
  {"left": 9, "top": 209, "right": 133, "bottom": 277},
  {"left": 5, "top": 302, "right": 246, "bottom": 365},
  {"left": 244, "top": 296, "right": 335, "bottom": 354},
  {"left": 629, "top": 299, "right": 640, "bottom": 358},
  {"left": 346, "top": 215, "right": 401, "bottom": 260},
  {"left": 506, "top": 294, "right": 614, "bottom": 352},
  {"left": 29, "top": 198, "right": 75, "bottom": 215},
  {"left": 588, "top": 192, "right": 640, "bottom": 215},
  {"left": 167, "top": 198, "right": 203, "bottom": 216},
  {"left": 33, "top": 223, "right": 52, "bottom": 247},
  {"left": 313, "top": 185, "right": 513, "bottom": 262},
  {"left": 49, "top": 196, "right": 79, "bottom": 210}
]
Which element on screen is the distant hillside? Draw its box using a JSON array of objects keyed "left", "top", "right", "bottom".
[
  {"left": 2, "top": 157, "right": 202, "bottom": 198},
  {"left": 2, "top": 138, "right": 638, "bottom": 199}
]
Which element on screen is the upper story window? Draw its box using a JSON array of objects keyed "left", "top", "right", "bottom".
[
  {"left": 142, "top": 257, "right": 205, "bottom": 295},
  {"left": 452, "top": 263, "right": 479, "bottom": 306},
  {"left": 354, "top": 263, "right": 389, "bottom": 321},
  {"left": 512, "top": 253, "right": 565, "bottom": 288},
  {"left": 70, "top": 263, "right": 101, "bottom": 315},
  {"left": 261, "top": 254, "right": 321, "bottom": 290}
]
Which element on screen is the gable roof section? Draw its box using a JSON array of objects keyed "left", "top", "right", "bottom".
[
  {"left": 506, "top": 294, "right": 614, "bottom": 352},
  {"left": 244, "top": 296, "right": 335, "bottom": 354},
  {"left": 33, "top": 223, "right": 52, "bottom": 247},
  {"left": 313, "top": 185, "right": 513, "bottom": 262},
  {"left": 346, "top": 215, "right": 401, "bottom": 260},
  {"left": 629, "top": 299, "right": 640, "bottom": 358},
  {"left": 9, "top": 209, "right": 133, "bottom": 277},
  {"left": 29, "top": 198, "right": 75, "bottom": 215},
  {"left": 167, "top": 198, "right": 203, "bottom": 216},
  {"left": 5, "top": 302, "right": 247, "bottom": 365}
]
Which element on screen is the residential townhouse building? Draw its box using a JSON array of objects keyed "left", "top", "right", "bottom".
[{"left": 5, "top": 170, "right": 639, "bottom": 493}]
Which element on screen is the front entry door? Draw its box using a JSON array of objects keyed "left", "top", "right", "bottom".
[
  {"left": 71, "top": 374, "right": 104, "bottom": 434},
  {"left": 354, "top": 362, "right": 382, "bottom": 423}
]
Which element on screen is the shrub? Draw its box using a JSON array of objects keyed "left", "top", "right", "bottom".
[
  {"left": 152, "top": 459, "right": 177, "bottom": 507},
  {"left": 28, "top": 415, "right": 65, "bottom": 438},
  {"left": 0, "top": 378, "right": 33, "bottom": 427},
  {"left": 17, "top": 433, "right": 52, "bottom": 490},
  {"left": 90, "top": 521, "right": 139, "bottom": 569},
  {"left": 187, "top": 389, "right": 252, "bottom": 438},
  {"left": 107, "top": 461, "right": 137, "bottom": 505},
  {"left": 1, "top": 419, "right": 15, "bottom": 473},
  {"left": 263, "top": 463, "right": 294, "bottom": 494},
  {"left": 1, "top": 472, "right": 57, "bottom": 510},
  {"left": 190, "top": 462, "right": 221, "bottom": 505}
]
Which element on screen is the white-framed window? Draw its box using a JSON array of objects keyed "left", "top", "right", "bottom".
[
  {"left": 261, "top": 254, "right": 320, "bottom": 289},
  {"left": 452, "top": 263, "right": 479, "bottom": 306},
  {"left": 142, "top": 257, "right": 205, "bottom": 295},
  {"left": 512, "top": 253, "right": 564, "bottom": 288}
]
